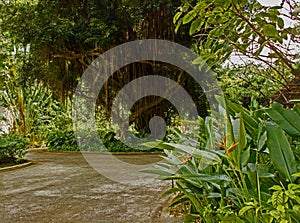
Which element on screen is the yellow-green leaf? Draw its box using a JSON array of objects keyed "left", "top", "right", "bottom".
[
  {"left": 263, "top": 24, "right": 278, "bottom": 37},
  {"left": 267, "top": 125, "right": 297, "bottom": 182},
  {"left": 183, "top": 10, "right": 197, "bottom": 24},
  {"left": 189, "top": 19, "right": 202, "bottom": 35},
  {"left": 239, "top": 206, "right": 253, "bottom": 216},
  {"left": 173, "top": 11, "right": 182, "bottom": 24}
]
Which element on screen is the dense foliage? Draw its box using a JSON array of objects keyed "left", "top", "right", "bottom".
[
  {"left": 0, "top": 134, "right": 29, "bottom": 165},
  {"left": 175, "top": 0, "right": 300, "bottom": 106},
  {"left": 0, "top": 0, "right": 205, "bottom": 135},
  {"left": 148, "top": 100, "right": 300, "bottom": 222},
  {"left": 143, "top": 2, "right": 300, "bottom": 221},
  {"left": 0, "top": 0, "right": 300, "bottom": 221}
]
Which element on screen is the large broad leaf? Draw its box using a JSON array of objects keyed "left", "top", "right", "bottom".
[
  {"left": 237, "top": 112, "right": 247, "bottom": 166},
  {"left": 225, "top": 99, "right": 259, "bottom": 140},
  {"left": 164, "top": 173, "right": 231, "bottom": 183},
  {"left": 205, "top": 117, "right": 215, "bottom": 151},
  {"left": 165, "top": 143, "right": 221, "bottom": 164},
  {"left": 176, "top": 181, "right": 204, "bottom": 213},
  {"left": 266, "top": 102, "right": 300, "bottom": 137},
  {"left": 142, "top": 169, "right": 175, "bottom": 177},
  {"left": 226, "top": 113, "right": 247, "bottom": 169},
  {"left": 266, "top": 124, "right": 297, "bottom": 182}
]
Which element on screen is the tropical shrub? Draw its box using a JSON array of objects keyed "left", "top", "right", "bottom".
[
  {"left": 45, "top": 111, "right": 79, "bottom": 151},
  {"left": 240, "top": 181, "right": 300, "bottom": 223},
  {"left": 216, "top": 64, "right": 280, "bottom": 106},
  {"left": 46, "top": 129, "right": 79, "bottom": 151},
  {"left": 46, "top": 114, "right": 147, "bottom": 152},
  {"left": 147, "top": 100, "right": 300, "bottom": 222},
  {"left": 83, "top": 131, "right": 153, "bottom": 152},
  {"left": 0, "top": 70, "right": 62, "bottom": 145},
  {"left": 0, "top": 134, "right": 30, "bottom": 164}
]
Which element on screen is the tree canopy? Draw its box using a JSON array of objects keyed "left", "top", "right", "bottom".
[
  {"left": 1, "top": 0, "right": 300, "bottom": 134},
  {"left": 0, "top": 0, "right": 208, "bottom": 134},
  {"left": 175, "top": 0, "right": 300, "bottom": 105}
]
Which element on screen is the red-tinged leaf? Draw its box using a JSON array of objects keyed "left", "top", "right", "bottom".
[
  {"left": 222, "top": 135, "right": 226, "bottom": 144},
  {"left": 226, "top": 142, "right": 239, "bottom": 154},
  {"left": 215, "top": 142, "right": 226, "bottom": 149}
]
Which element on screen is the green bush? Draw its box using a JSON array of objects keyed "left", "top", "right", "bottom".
[
  {"left": 46, "top": 129, "right": 79, "bottom": 151},
  {"left": 46, "top": 110, "right": 160, "bottom": 152},
  {"left": 46, "top": 129, "right": 146, "bottom": 152},
  {"left": 81, "top": 131, "right": 149, "bottom": 152},
  {"left": 0, "top": 134, "right": 30, "bottom": 164},
  {"left": 147, "top": 101, "right": 300, "bottom": 222},
  {"left": 217, "top": 64, "right": 280, "bottom": 106},
  {"left": 0, "top": 74, "right": 63, "bottom": 146},
  {"left": 239, "top": 181, "right": 300, "bottom": 222}
]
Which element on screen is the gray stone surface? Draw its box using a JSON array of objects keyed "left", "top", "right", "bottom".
[{"left": 0, "top": 151, "right": 182, "bottom": 223}]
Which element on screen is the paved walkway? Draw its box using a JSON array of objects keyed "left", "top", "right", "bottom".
[{"left": 0, "top": 150, "right": 182, "bottom": 223}]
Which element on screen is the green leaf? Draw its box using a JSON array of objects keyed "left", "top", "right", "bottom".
[
  {"left": 258, "top": 165, "right": 275, "bottom": 178},
  {"left": 263, "top": 24, "right": 278, "bottom": 37},
  {"left": 226, "top": 99, "right": 259, "bottom": 139},
  {"left": 267, "top": 125, "right": 297, "bottom": 182},
  {"left": 169, "top": 193, "right": 189, "bottom": 207},
  {"left": 292, "top": 172, "right": 300, "bottom": 179},
  {"left": 173, "top": 11, "right": 182, "bottom": 24},
  {"left": 258, "top": 131, "right": 267, "bottom": 151},
  {"left": 241, "top": 147, "right": 250, "bottom": 167},
  {"left": 189, "top": 19, "right": 202, "bottom": 35},
  {"left": 161, "top": 187, "right": 181, "bottom": 198},
  {"left": 238, "top": 112, "right": 247, "bottom": 151},
  {"left": 173, "top": 173, "right": 231, "bottom": 183},
  {"left": 285, "top": 190, "right": 300, "bottom": 203},
  {"left": 141, "top": 169, "right": 174, "bottom": 177},
  {"left": 165, "top": 143, "right": 221, "bottom": 164},
  {"left": 183, "top": 10, "right": 197, "bottom": 24},
  {"left": 205, "top": 117, "right": 215, "bottom": 151},
  {"left": 177, "top": 181, "right": 204, "bottom": 213},
  {"left": 141, "top": 140, "right": 165, "bottom": 149},
  {"left": 226, "top": 114, "right": 235, "bottom": 148},
  {"left": 253, "top": 41, "right": 268, "bottom": 57},
  {"left": 184, "top": 214, "right": 199, "bottom": 222},
  {"left": 277, "top": 205, "right": 285, "bottom": 212},
  {"left": 288, "top": 183, "right": 300, "bottom": 191},
  {"left": 266, "top": 102, "right": 300, "bottom": 137},
  {"left": 270, "top": 185, "right": 283, "bottom": 191},
  {"left": 229, "top": 112, "right": 248, "bottom": 168},
  {"left": 277, "top": 17, "right": 284, "bottom": 29},
  {"left": 239, "top": 205, "right": 253, "bottom": 216},
  {"left": 175, "top": 18, "right": 183, "bottom": 33}
]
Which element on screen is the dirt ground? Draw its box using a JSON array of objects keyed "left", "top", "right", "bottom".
[{"left": 0, "top": 150, "right": 182, "bottom": 223}]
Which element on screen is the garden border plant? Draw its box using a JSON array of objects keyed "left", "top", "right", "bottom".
[
  {"left": 0, "top": 133, "right": 30, "bottom": 167},
  {"left": 146, "top": 100, "right": 300, "bottom": 222}
]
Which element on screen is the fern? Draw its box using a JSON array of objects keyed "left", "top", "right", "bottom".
[
  {"left": 268, "top": 190, "right": 284, "bottom": 207},
  {"left": 266, "top": 183, "right": 300, "bottom": 222}
]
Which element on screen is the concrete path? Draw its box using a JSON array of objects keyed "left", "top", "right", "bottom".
[{"left": 0, "top": 150, "right": 182, "bottom": 223}]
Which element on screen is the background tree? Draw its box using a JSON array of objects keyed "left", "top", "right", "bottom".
[
  {"left": 175, "top": 0, "right": 300, "bottom": 106},
  {"left": 0, "top": 0, "right": 208, "bottom": 135}
]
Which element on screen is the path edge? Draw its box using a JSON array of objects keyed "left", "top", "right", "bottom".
[{"left": 0, "top": 161, "right": 33, "bottom": 172}]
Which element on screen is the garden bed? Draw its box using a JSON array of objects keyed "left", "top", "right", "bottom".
[{"left": 0, "top": 157, "right": 29, "bottom": 169}]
